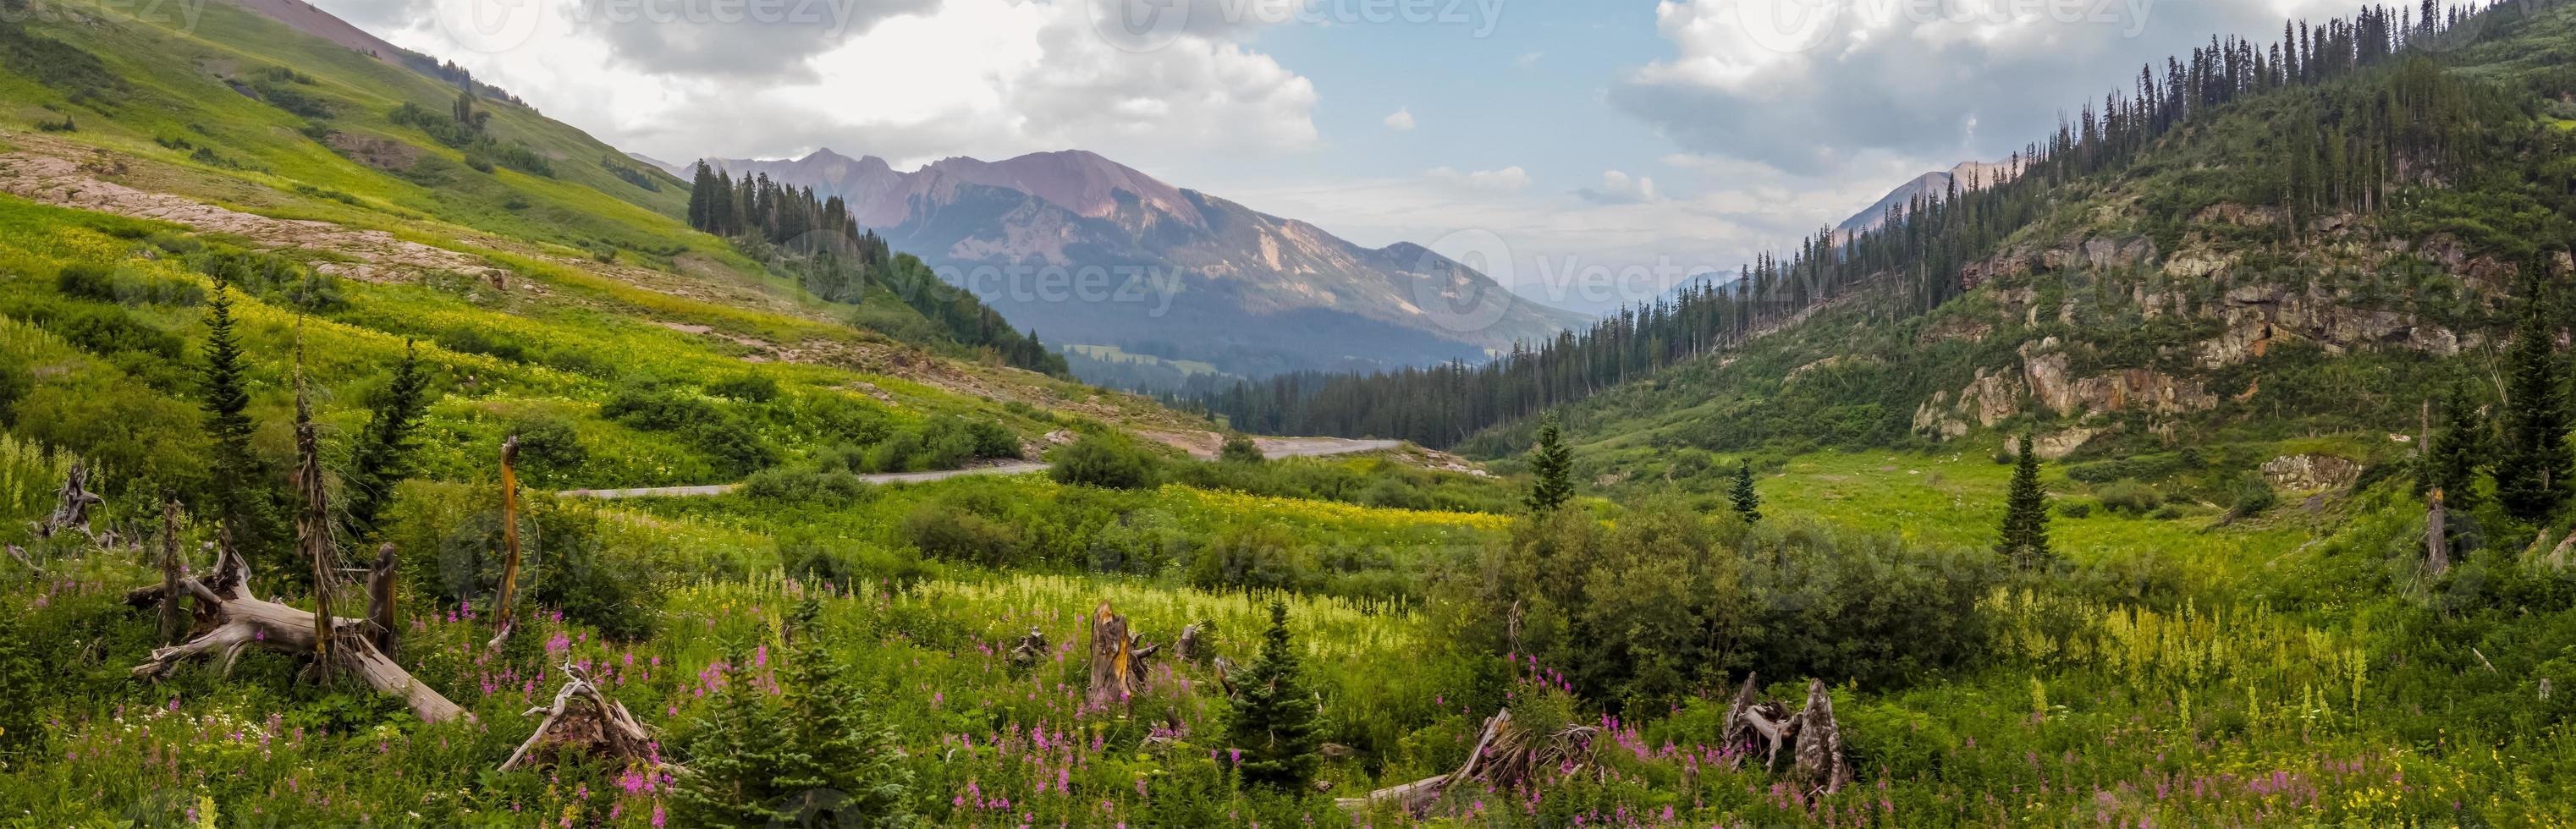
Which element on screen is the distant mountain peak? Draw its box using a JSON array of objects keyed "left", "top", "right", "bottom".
[
  {"left": 694, "top": 145, "right": 1586, "bottom": 382},
  {"left": 1835, "top": 158, "right": 2025, "bottom": 242}
]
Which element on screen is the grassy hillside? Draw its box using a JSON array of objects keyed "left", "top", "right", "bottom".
[{"left": 2, "top": 0, "right": 2574, "bottom": 827}]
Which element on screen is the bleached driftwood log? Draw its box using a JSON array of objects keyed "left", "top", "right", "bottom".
[
  {"left": 500, "top": 662, "right": 655, "bottom": 771},
  {"left": 124, "top": 546, "right": 462, "bottom": 723}
]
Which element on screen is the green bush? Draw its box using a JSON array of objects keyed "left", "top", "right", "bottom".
[
  {"left": 898, "top": 502, "right": 1024, "bottom": 566},
  {"left": 2230, "top": 473, "right": 2278, "bottom": 518},
  {"left": 707, "top": 374, "right": 779, "bottom": 403},
  {"left": 2095, "top": 480, "right": 2163, "bottom": 514},
  {"left": 1049, "top": 432, "right": 1159, "bottom": 490},
  {"left": 507, "top": 414, "right": 589, "bottom": 485}
]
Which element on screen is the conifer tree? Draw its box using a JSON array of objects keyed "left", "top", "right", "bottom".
[
  {"left": 2425, "top": 380, "right": 2491, "bottom": 508},
  {"left": 199, "top": 278, "right": 279, "bottom": 557},
  {"left": 2497, "top": 284, "right": 2570, "bottom": 522},
  {"left": 1524, "top": 414, "right": 1574, "bottom": 513},
  {"left": 775, "top": 640, "right": 916, "bottom": 826},
  {"left": 669, "top": 651, "right": 796, "bottom": 827},
  {"left": 1996, "top": 433, "right": 2053, "bottom": 568},
  {"left": 1225, "top": 600, "right": 1321, "bottom": 790},
  {"left": 340, "top": 340, "right": 435, "bottom": 543},
  {"left": 672, "top": 630, "right": 916, "bottom": 827},
  {"left": 687, "top": 162, "right": 713, "bottom": 231},
  {"left": 1730, "top": 459, "right": 1762, "bottom": 523}
]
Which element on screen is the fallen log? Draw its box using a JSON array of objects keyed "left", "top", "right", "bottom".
[
  {"left": 1339, "top": 705, "right": 1514, "bottom": 813},
  {"left": 500, "top": 662, "right": 655, "bottom": 771},
  {"left": 126, "top": 544, "right": 463, "bottom": 723}
]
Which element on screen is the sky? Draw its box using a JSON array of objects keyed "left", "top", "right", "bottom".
[{"left": 316, "top": 0, "right": 2387, "bottom": 313}]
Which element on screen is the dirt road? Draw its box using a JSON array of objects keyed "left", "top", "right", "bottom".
[{"left": 559, "top": 438, "right": 1400, "bottom": 500}]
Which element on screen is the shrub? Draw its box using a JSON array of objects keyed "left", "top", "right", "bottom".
[
  {"left": 2229, "top": 473, "right": 2278, "bottom": 518},
  {"left": 507, "top": 414, "right": 588, "bottom": 485},
  {"left": 435, "top": 325, "right": 529, "bottom": 362},
  {"left": 778, "top": 530, "right": 931, "bottom": 589},
  {"left": 527, "top": 509, "right": 659, "bottom": 641},
  {"left": 707, "top": 374, "right": 779, "bottom": 403},
  {"left": 1049, "top": 432, "right": 1159, "bottom": 490},
  {"left": 743, "top": 467, "right": 872, "bottom": 503},
  {"left": 2095, "top": 480, "right": 2162, "bottom": 515},
  {"left": 899, "top": 503, "right": 1023, "bottom": 567},
  {"left": 601, "top": 381, "right": 713, "bottom": 431},
  {"left": 2057, "top": 502, "right": 2094, "bottom": 519},
  {"left": 1220, "top": 434, "right": 1263, "bottom": 464}
]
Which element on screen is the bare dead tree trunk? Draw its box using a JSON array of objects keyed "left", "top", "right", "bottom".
[
  {"left": 294, "top": 374, "right": 338, "bottom": 679},
  {"left": 367, "top": 543, "right": 399, "bottom": 661},
  {"left": 2427, "top": 488, "right": 2450, "bottom": 575},
  {"left": 126, "top": 546, "right": 462, "bottom": 722},
  {"left": 488, "top": 436, "right": 522, "bottom": 650},
  {"left": 158, "top": 499, "right": 185, "bottom": 645}
]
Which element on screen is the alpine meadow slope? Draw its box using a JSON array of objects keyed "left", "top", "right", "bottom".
[{"left": 3, "top": 0, "right": 2576, "bottom": 827}]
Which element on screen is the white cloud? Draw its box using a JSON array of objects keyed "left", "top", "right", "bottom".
[
  {"left": 1384, "top": 107, "right": 1416, "bottom": 131},
  {"left": 1426, "top": 166, "right": 1530, "bottom": 192},
  {"left": 1618, "top": 0, "right": 2372, "bottom": 172},
  {"left": 322, "top": 0, "right": 1321, "bottom": 167},
  {"left": 1576, "top": 170, "right": 1658, "bottom": 204},
  {"left": 1514, "top": 51, "right": 1543, "bottom": 69}
]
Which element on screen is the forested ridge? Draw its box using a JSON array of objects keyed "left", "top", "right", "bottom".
[
  {"left": 1186, "top": 0, "right": 2562, "bottom": 448},
  {"left": 686, "top": 162, "right": 1071, "bottom": 376}
]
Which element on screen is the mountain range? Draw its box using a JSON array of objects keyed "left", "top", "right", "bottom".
[{"left": 703, "top": 149, "right": 1588, "bottom": 387}]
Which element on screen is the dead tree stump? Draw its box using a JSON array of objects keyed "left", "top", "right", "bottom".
[
  {"left": 1086, "top": 601, "right": 1135, "bottom": 709},
  {"left": 1790, "top": 679, "right": 1852, "bottom": 795},
  {"left": 501, "top": 663, "right": 655, "bottom": 771},
  {"left": 36, "top": 460, "right": 102, "bottom": 541}
]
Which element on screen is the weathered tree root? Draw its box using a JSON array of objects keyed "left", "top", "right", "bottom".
[
  {"left": 500, "top": 662, "right": 656, "bottom": 771},
  {"left": 124, "top": 546, "right": 463, "bottom": 723},
  {"left": 1723, "top": 673, "right": 1853, "bottom": 795}
]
